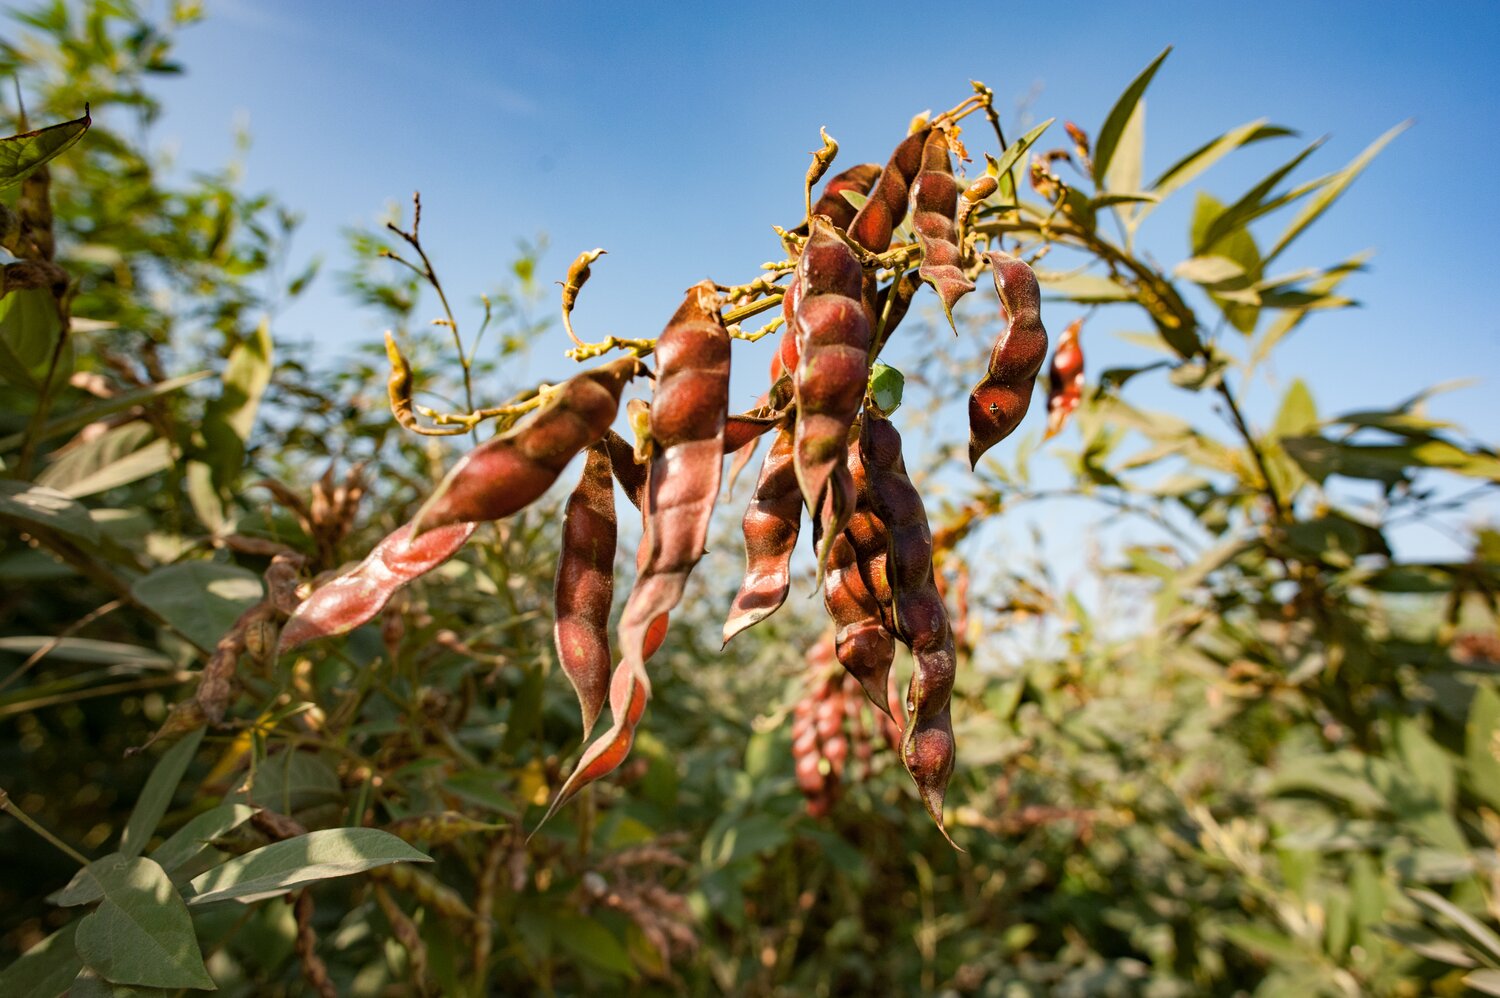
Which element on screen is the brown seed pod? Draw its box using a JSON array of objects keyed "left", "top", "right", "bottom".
[
  {"left": 1045, "top": 317, "right": 1085, "bottom": 439},
  {"left": 860, "top": 413, "right": 958, "bottom": 845},
  {"left": 968, "top": 252, "right": 1048, "bottom": 468},
  {"left": 821, "top": 528, "right": 896, "bottom": 714},
  {"left": 412, "top": 355, "right": 643, "bottom": 534},
  {"left": 847, "top": 126, "right": 932, "bottom": 254},
  {"left": 554, "top": 444, "right": 617, "bottom": 739},
  {"left": 542, "top": 282, "right": 729, "bottom": 824},
  {"left": 792, "top": 218, "right": 870, "bottom": 551},
  {"left": 794, "top": 162, "right": 883, "bottom": 236},
  {"left": 845, "top": 435, "right": 895, "bottom": 635},
  {"left": 723, "top": 429, "right": 801, "bottom": 645},
  {"left": 910, "top": 130, "right": 976, "bottom": 330},
  {"left": 278, "top": 520, "right": 478, "bottom": 655}
]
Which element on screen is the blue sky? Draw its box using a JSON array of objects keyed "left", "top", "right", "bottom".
[{"left": 144, "top": 1, "right": 1499, "bottom": 565}]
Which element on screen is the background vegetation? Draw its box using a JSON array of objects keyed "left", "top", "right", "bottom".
[{"left": 2, "top": 3, "right": 1498, "bottom": 995}]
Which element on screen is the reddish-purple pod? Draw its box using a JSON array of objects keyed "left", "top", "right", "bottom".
[
  {"left": 797, "top": 162, "right": 883, "bottom": 235},
  {"left": 968, "top": 252, "right": 1048, "bottom": 468},
  {"left": 723, "top": 429, "right": 801, "bottom": 645},
  {"left": 910, "top": 130, "right": 976, "bottom": 330},
  {"left": 278, "top": 520, "right": 478, "bottom": 655},
  {"left": 553, "top": 444, "right": 617, "bottom": 739},
  {"left": 412, "top": 355, "right": 642, "bottom": 534},
  {"left": 792, "top": 218, "right": 870, "bottom": 544},
  {"left": 822, "top": 530, "right": 896, "bottom": 714},
  {"left": 847, "top": 127, "right": 931, "bottom": 254}
]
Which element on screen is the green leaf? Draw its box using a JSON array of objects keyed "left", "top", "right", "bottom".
[
  {"left": 867, "top": 362, "right": 904, "bottom": 415},
  {"left": 200, "top": 318, "right": 272, "bottom": 488},
  {"left": 35, "top": 422, "right": 174, "bottom": 499},
  {"left": 0, "top": 480, "right": 101, "bottom": 544},
  {"left": 1104, "top": 99, "right": 1145, "bottom": 224},
  {"left": 130, "top": 562, "right": 263, "bottom": 653},
  {"left": 1467, "top": 686, "right": 1500, "bottom": 811},
  {"left": 1194, "top": 138, "right": 1326, "bottom": 255},
  {"left": 0, "top": 110, "right": 90, "bottom": 191},
  {"left": 837, "top": 189, "right": 868, "bottom": 212},
  {"left": 0, "top": 636, "right": 172, "bottom": 668},
  {"left": 1410, "top": 887, "right": 1500, "bottom": 964},
  {"left": 989, "top": 118, "right": 1055, "bottom": 191},
  {"left": 1251, "top": 252, "right": 1369, "bottom": 369},
  {"left": 71, "top": 967, "right": 176, "bottom": 997},
  {"left": 73, "top": 856, "right": 213, "bottom": 990},
  {"left": 0, "top": 922, "right": 81, "bottom": 998},
  {"left": 1265, "top": 121, "right": 1409, "bottom": 263},
  {"left": 121, "top": 728, "right": 206, "bottom": 858},
  {"left": 0, "top": 371, "right": 210, "bottom": 454},
  {"left": 148, "top": 803, "right": 257, "bottom": 876},
  {"left": 1468, "top": 970, "right": 1500, "bottom": 997},
  {"left": 1091, "top": 192, "right": 1158, "bottom": 209},
  {"left": 182, "top": 828, "right": 430, "bottom": 905},
  {"left": 240, "top": 750, "right": 342, "bottom": 816},
  {"left": 1093, "top": 47, "right": 1171, "bottom": 187},
  {"left": 1149, "top": 119, "right": 1294, "bottom": 201},
  {"left": 1034, "top": 270, "right": 1131, "bottom": 303},
  {"left": 1272, "top": 380, "right": 1318, "bottom": 440},
  {"left": 0, "top": 287, "right": 65, "bottom": 391},
  {"left": 548, "top": 912, "right": 636, "bottom": 979},
  {"left": 1174, "top": 255, "right": 1245, "bottom": 286}
]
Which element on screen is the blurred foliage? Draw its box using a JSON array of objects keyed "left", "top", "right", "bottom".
[{"left": 2, "top": 4, "right": 1499, "bottom": 997}]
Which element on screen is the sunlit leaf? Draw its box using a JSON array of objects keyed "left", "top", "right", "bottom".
[
  {"left": 1265, "top": 121, "right": 1409, "bottom": 263},
  {"left": 130, "top": 562, "right": 263, "bottom": 653},
  {"left": 0, "top": 480, "right": 100, "bottom": 544},
  {"left": 0, "top": 109, "right": 90, "bottom": 191},
  {"left": 120, "top": 728, "right": 206, "bottom": 858},
  {"left": 1093, "top": 47, "right": 1170, "bottom": 187},
  {"left": 183, "top": 828, "right": 430, "bottom": 905},
  {"left": 73, "top": 856, "right": 213, "bottom": 990}
]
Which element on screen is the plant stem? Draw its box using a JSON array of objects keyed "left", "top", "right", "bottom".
[{"left": 0, "top": 786, "right": 91, "bottom": 866}]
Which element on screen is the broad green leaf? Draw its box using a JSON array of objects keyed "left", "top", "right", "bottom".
[
  {"left": 1266, "top": 121, "right": 1409, "bottom": 263},
  {"left": 200, "top": 318, "right": 272, "bottom": 488},
  {"left": 35, "top": 422, "right": 175, "bottom": 499},
  {"left": 547, "top": 912, "right": 637, "bottom": 979},
  {"left": 120, "top": 728, "right": 206, "bottom": 858},
  {"left": 1034, "top": 270, "right": 1131, "bottom": 303},
  {"left": 1220, "top": 923, "right": 1317, "bottom": 967},
  {"left": 0, "top": 371, "right": 210, "bottom": 454},
  {"left": 1093, "top": 47, "right": 1170, "bottom": 187},
  {"left": 71, "top": 967, "right": 175, "bottom": 997},
  {"left": 1467, "top": 686, "right": 1500, "bottom": 811},
  {"left": 0, "top": 110, "right": 90, "bottom": 191},
  {"left": 0, "top": 480, "right": 100, "bottom": 544},
  {"left": 240, "top": 750, "right": 342, "bottom": 816},
  {"left": 1269, "top": 753, "right": 1386, "bottom": 811},
  {"left": 1285, "top": 437, "right": 1500, "bottom": 485},
  {"left": 148, "top": 803, "right": 257, "bottom": 875},
  {"left": 130, "top": 562, "right": 263, "bottom": 653},
  {"left": 1194, "top": 138, "right": 1325, "bottom": 255},
  {"left": 0, "top": 287, "right": 66, "bottom": 391},
  {"left": 72, "top": 856, "right": 213, "bottom": 990},
  {"left": 867, "top": 362, "right": 904, "bottom": 414},
  {"left": 1251, "top": 252, "right": 1369, "bottom": 369},
  {"left": 1272, "top": 379, "right": 1318, "bottom": 440},
  {"left": 1174, "top": 255, "right": 1245, "bottom": 285},
  {"left": 1149, "top": 118, "right": 1293, "bottom": 202},
  {"left": 183, "top": 827, "right": 430, "bottom": 905},
  {"left": 0, "top": 922, "right": 81, "bottom": 998}
]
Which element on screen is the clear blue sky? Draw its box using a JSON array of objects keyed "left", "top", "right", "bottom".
[{"left": 147, "top": 1, "right": 1499, "bottom": 563}]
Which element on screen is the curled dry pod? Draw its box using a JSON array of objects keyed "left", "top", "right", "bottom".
[
  {"left": 968, "top": 252, "right": 1048, "bottom": 468},
  {"left": 848, "top": 126, "right": 931, "bottom": 253},
  {"left": 542, "top": 282, "right": 729, "bottom": 824},
  {"left": 723, "top": 428, "right": 801, "bottom": 645},
  {"left": 1045, "top": 317, "right": 1085, "bottom": 440},
  {"left": 910, "top": 130, "right": 976, "bottom": 330},
  {"left": 554, "top": 444, "right": 617, "bottom": 739},
  {"left": 412, "top": 355, "right": 643, "bottom": 534},
  {"left": 860, "top": 413, "right": 958, "bottom": 845},
  {"left": 278, "top": 520, "right": 478, "bottom": 655},
  {"left": 792, "top": 217, "right": 870, "bottom": 537}
]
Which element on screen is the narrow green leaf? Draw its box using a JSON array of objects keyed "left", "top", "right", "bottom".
[
  {"left": 1174, "top": 256, "right": 1245, "bottom": 285},
  {"left": 0, "top": 371, "right": 210, "bottom": 454},
  {"left": 73, "top": 856, "right": 213, "bottom": 990},
  {"left": 0, "top": 922, "right": 81, "bottom": 998},
  {"left": 1104, "top": 98, "right": 1145, "bottom": 221},
  {"left": 0, "top": 637, "right": 171, "bottom": 667},
  {"left": 1467, "top": 686, "right": 1500, "bottom": 811},
  {"left": 1195, "top": 138, "right": 1326, "bottom": 254},
  {"left": 35, "top": 422, "right": 175, "bottom": 499},
  {"left": 148, "top": 803, "right": 257, "bottom": 875},
  {"left": 838, "top": 189, "right": 869, "bottom": 212},
  {"left": 130, "top": 562, "right": 263, "bottom": 653},
  {"left": 1266, "top": 121, "right": 1410, "bottom": 263},
  {"left": 1093, "top": 47, "right": 1171, "bottom": 187},
  {"left": 0, "top": 480, "right": 101, "bottom": 544},
  {"left": 1091, "top": 192, "right": 1158, "bottom": 209},
  {"left": 1271, "top": 379, "right": 1317, "bottom": 440},
  {"left": 1410, "top": 888, "right": 1500, "bottom": 964},
  {"left": 1251, "top": 252, "right": 1370, "bottom": 368},
  {"left": 1034, "top": 270, "right": 1131, "bottom": 303},
  {"left": 0, "top": 110, "right": 90, "bottom": 191},
  {"left": 989, "top": 118, "right": 1055, "bottom": 188},
  {"left": 1467, "top": 970, "right": 1500, "bottom": 997},
  {"left": 183, "top": 827, "right": 430, "bottom": 905},
  {"left": 200, "top": 318, "right": 272, "bottom": 488},
  {"left": 120, "top": 729, "right": 206, "bottom": 858},
  {"left": 1150, "top": 119, "right": 1294, "bottom": 200}
]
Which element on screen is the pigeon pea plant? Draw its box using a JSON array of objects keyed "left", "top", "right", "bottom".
[{"left": 5, "top": 6, "right": 1500, "bottom": 992}]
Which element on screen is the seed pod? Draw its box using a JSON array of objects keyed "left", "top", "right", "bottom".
[
  {"left": 554, "top": 444, "right": 617, "bottom": 738},
  {"left": 1045, "top": 318, "right": 1085, "bottom": 439},
  {"left": 968, "top": 252, "right": 1048, "bottom": 468},
  {"left": 794, "top": 162, "right": 883, "bottom": 236},
  {"left": 910, "top": 130, "right": 976, "bottom": 330},
  {"left": 603, "top": 429, "right": 648, "bottom": 508},
  {"left": 541, "top": 283, "right": 729, "bottom": 824},
  {"left": 278, "top": 520, "right": 478, "bottom": 655},
  {"left": 822, "top": 529, "right": 895, "bottom": 713},
  {"left": 860, "top": 413, "right": 958, "bottom": 845},
  {"left": 848, "top": 126, "right": 931, "bottom": 253},
  {"left": 792, "top": 218, "right": 870, "bottom": 544},
  {"left": 769, "top": 275, "right": 804, "bottom": 382},
  {"left": 384, "top": 333, "right": 420, "bottom": 431},
  {"left": 412, "top": 355, "right": 643, "bottom": 534},
  {"left": 791, "top": 635, "right": 842, "bottom": 817},
  {"left": 723, "top": 429, "right": 801, "bottom": 645},
  {"left": 845, "top": 435, "right": 895, "bottom": 634},
  {"left": 872, "top": 270, "right": 921, "bottom": 351}
]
